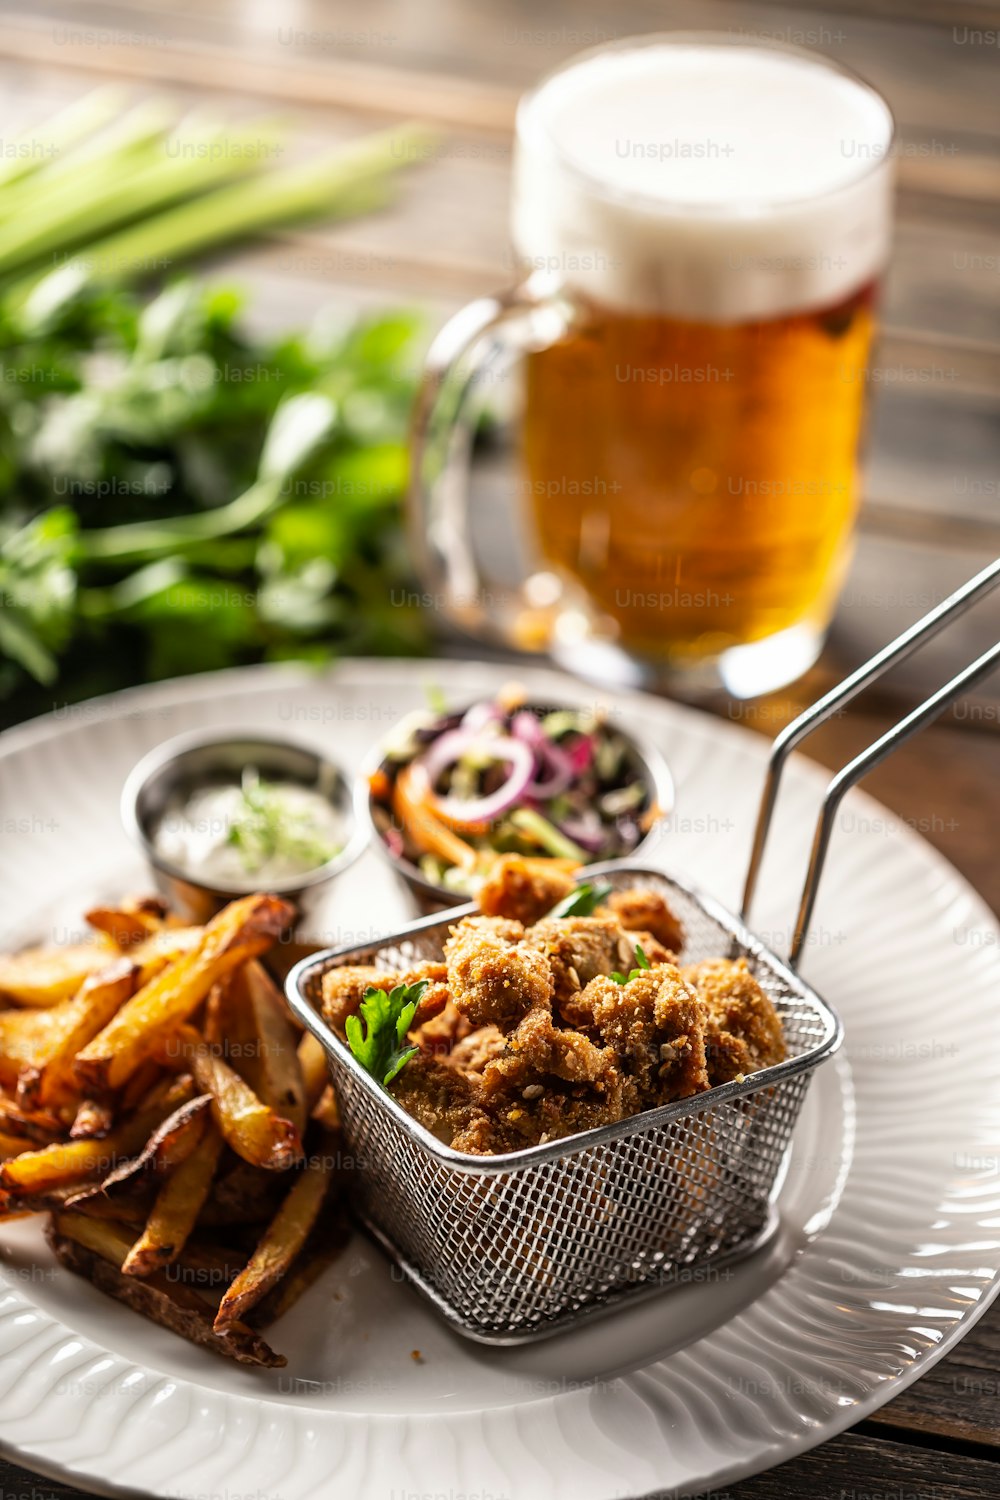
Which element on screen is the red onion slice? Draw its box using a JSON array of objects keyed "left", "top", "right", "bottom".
[{"left": 416, "top": 729, "right": 536, "bottom": 825}]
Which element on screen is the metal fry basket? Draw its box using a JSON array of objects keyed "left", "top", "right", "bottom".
[
  {"left": 286, "top": 558, "right": 1000, "bottom": 1343},
  {"left": 288, "top": 868, "right": 838, "bottom": 1343}
]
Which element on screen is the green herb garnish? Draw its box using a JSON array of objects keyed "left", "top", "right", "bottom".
[
  {"left": 546, "top": 881, "right": 614, "bottom": 919},
  {"left": 345, "top": 979, "right": 429, "bottom": 1088},
  {"left": 226, "top": 770, "right": 340, "bottom": 874},
  {"left": 611, "top": 944, "right": 652, "bottom": 985}
]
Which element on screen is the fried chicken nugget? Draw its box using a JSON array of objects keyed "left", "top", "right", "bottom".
[
  {"left": 605, "top": 889, "right": 685, "bottom": 956},
  {"left": 576, "top": 967, "right": 709, "bottom": 1104},
  {"left": 321, "top": 960, "right": 449, "bottom": 1033},
  {"left": 524, "top": 916, "right": 639, "bottom": 1010},
  {"left": 444, "top": 917, "right": 552, "bottom": 1030},
  {"left": 477, "top": 855, "right": 577, "bottom": 926},
  {"left": 390, "top": 1051, "right": 485, "bottom": 1145},
  {"left": 682, "top": 958, "right": 786, "bottom": 1084},
  {"left": 448, "top": 1025, "right": 506, "bottom": 1073}
]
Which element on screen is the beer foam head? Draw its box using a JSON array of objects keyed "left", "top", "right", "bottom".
[{"left": 511, "top": 38, "right": 895, "bottom": 321}]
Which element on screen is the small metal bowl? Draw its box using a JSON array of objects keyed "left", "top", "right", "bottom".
[
  {"left": 122, "top": 730, "right": 368, "bottom": 928},
  {"left": 362, "top": 699, "right": 675, "bottom": 914}
]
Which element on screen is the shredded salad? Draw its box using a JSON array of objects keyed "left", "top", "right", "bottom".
[{"left": 369, "top": 688, "right": 662, "bottom": 895}]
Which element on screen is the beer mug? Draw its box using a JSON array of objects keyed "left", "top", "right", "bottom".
[{"left": 411, "top": 34, "right": 895, "bottom": 697}]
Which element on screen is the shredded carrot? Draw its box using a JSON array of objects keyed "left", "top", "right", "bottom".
[{"left": 392, "top": 765, "right": 479, "bottom": 872}]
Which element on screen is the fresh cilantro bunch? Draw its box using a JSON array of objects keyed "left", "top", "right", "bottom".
[{"left": 345, "top": 979, "right": 429, "bottom": 1089}]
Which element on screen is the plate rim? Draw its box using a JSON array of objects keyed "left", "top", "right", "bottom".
[{"left": 1, "top": 657, "right": 998, "bottom": 1500}]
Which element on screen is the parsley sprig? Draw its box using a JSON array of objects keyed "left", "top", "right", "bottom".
[
  {"left": 545, "top": 881, "right": 614, "bottom": 919},
  {"left": 345, "top": 978, "right": 429, "bottom": 1089},
  {"left": 611, "top": 944, "right": 652, "bottom": 985}
]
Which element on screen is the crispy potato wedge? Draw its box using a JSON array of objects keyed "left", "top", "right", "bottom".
[
  {"left": 0, "top": 1076, "right": 195, "bottom": 1196},
  {"left": 214, "top": 1154, "right": 332, "bottom": 1331},
  {"left": 86, "top": 898, "right": 168, "bottom": 950},
  {"left": 0, "top": 957, "right": 136, "bottom": 1095},
  {"left": 297, "top": 1032, "right": 329, "bottom": 1115},
  {"left": 0, "top": 936, "right": 118, "bottom": 1008},
  {"left": 239, "top": 962, "right": 306, "bottom": 1135},
  {"left": 48, "top": 1213, "right": 285, "bottom": 1367},
  {"left": 250, "top": 1207, "right": 351, "bottom": 1326},
  {"left": 69, "top": 1098, "right": 116, "bottom": 1139},
  {"left": 68, "top": 1095, "right": 212, "bottom": 1212},
  {"left": 75, "top": 896, "right": 293, "bottom": 1092},
  {"left": 186, "top": 1038, "right": 302, "bottom": 1172},
  {"left": 0, "top": 1128, "right": 37, "bottom": 1160},
  {"left": 0, "top": 1098, "right": 64, "bottom": 1143},
  {"left": 131, "top": 927, "right": 204, "bottom": 985},
  {"left": 122, "top": 1123, "right": 225, "bottom": 1278},
  {"left": 35, "top": 959, "right": 137, "bottom": 1106}
]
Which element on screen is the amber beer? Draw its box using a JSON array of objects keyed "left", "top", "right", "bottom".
[
  {"left": 510, "top": 37, "right": 894, "bottom": 691},
  {"left": 523, "top": 283, "right": 877, "bottom": 662}
]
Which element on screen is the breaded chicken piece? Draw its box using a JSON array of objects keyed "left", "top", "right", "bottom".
[
  {"left": 478, "top": 854, "right": 577, "bottom": 926},
  {"left": 575, "top": 968, "right": 709, "bottom": 1103},
  {"left": 682, "top": 958, "right": 786, "bottom": 1084},
  {"left": 524, "top": 916, "right": 638, "bottom": 1010},
  {"left": 480, "top": 1004, "right": 620, "bottom": 1094},
  {"left": 410, "top": 998, "right": 472, "bottom": 1057},
  {"left": 448, "top": 1024, "right": 506, "bottom": 1073},
  {"left": 321, "top": 965, "right": 388, "bottom": 1030},
  {"left": 605, "top": 889, "right": 685, "bottom": 956},
  {"left": 450, "top": 1084, "right": 637, "bottom": 1155},
  {"left": 390, "top": 1050, "right": 485, "bottom": 1145},
  {"left": 321, "top": 960, "right": 449, "bottom": 1032},
  {"left": 444, "top": 916, "right": 553, "bottom": 1030}
]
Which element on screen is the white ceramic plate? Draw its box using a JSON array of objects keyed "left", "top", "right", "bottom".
[{"left": 1, "top": 660, "right": 998, "bottom": 1500}]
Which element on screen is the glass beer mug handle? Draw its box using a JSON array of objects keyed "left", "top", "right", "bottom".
[{"left": 409, "top": 277, "right": 573, "bottom": 645}]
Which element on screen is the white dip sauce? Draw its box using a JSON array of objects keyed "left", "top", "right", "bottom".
[{"left": 153, "top": 772, "right": 343, "bottom": 887}]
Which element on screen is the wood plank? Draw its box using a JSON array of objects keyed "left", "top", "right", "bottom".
[
  {"left": 9, "top": 0, "right": 1000, "bottom": 146},
  {"left": 727, "top": 1431, "right": 1000, "bottom": 1497},
  {"left": 868, "top": 1301, "right": 1000, "bottom": 1446}
]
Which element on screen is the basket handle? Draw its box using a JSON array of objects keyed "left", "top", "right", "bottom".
[{"left": 742, "top": 557, "right": 1000, "bottom": 967}]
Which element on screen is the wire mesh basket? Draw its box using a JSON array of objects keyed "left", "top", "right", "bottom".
[
  {"left": 287, "top": 864, "right": 840, "bottom": 1343},
  {"left": 287, "top": 558, "right": 999, "bottom": 1342}
]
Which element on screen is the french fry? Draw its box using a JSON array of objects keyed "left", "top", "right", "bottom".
[
  {"left": 250, "top": 1208, "right": 351, "bottom": 1326},
  {"left": 0, "top": 1076, "right": 194, "bottom": 1196},
  {"left": 214, "top": 1154, "right": 332, "bottom": 1332},
  {"left": 239, "top": 962, "right": 306, "bottom": 1135},
  {"left": 34, "top": 959, "right": 137, "bottom": 1106},
  {"left": 48, "top": 1213, "right": 285, "bottom": 1367},
  {"left": 131, "top": 927, "right": 204, "bottom": 985},
  {"left": 188, "top": 1040, "right": 302, "bottom": 1172},
  {"left": 86, "top": 898, "right": 167, "bottom": 950},
  {"left": 67, "top": 1094, "right": 212, "bottom": 1214},
  {"left": 298, "top": 1032, "right": 329, "bottom": 1115},
  {"left": 0, "top": 1007, "right": 84, "bottom": 1086},
  {"left": 120, "top": 1059, "right": 165, "bottom": 1113},
  {"left": 70, "top": 1098, "right": 116, "bottom": 1139},
  {"left": 0, "top": 957, "right": 136, "bottom": 1095},
  {"left": 0, "top": 1129, "right": 36, "bottom": 1160},
  {"left": 0, "top": 1098, "right": 64, "bottom": 1143},
  {"left": 0, "top": 936, "right": 118, "bottom": 1008},
  {"left": 122, "top": 1122, "right": 225, "bottom": 1277},
  {"left": 74, "top": 895, "right": 293, "bottom": 1092}
]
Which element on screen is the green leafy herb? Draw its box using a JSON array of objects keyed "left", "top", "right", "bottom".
[
  {"left": 611, "top": 945, "right": 653, "bottom": 985},
  {"left": 225, "top": 771, "right": 341, "bottom": 874},
  {"left": 545, "top": 881, "right": 615, "bottom": 919},
  {"left": 0, "top": 92, "right": 434, "bottom": 718},
  {"left": 345, "top": 979, "right": 428, "bottom": 1089}
]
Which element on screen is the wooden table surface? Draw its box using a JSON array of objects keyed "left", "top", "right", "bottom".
[{"left": 0, "top": 1, "right": 997, "bottom": 1496}]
